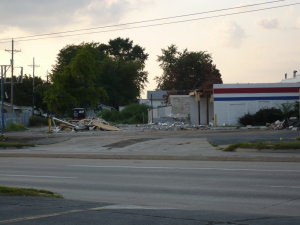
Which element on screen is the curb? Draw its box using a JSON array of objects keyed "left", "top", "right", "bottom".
[{"left": 1, "top": 153, "right": 300, "bottom": 162}]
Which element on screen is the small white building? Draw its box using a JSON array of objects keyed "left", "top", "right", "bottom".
[{"left": 213, "top": 83, "right": 300, "bottom": 126}]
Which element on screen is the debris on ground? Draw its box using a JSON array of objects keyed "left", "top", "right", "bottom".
[
  {"left": 267, "top": 117, "right": 300, "bottom": 130},
  {"left": 51, "top": 117, "right": 120, "bottom": 132},
  {"left": 118, "top": 122, "right": 210, "bottom": 131},
  {"left": 266, "top": 120, "right": 285, "bottom": 130}
]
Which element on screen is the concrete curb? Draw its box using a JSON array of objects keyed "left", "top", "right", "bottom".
[{"left": 1, "top": 153, "right": 300, "bottom": 162}]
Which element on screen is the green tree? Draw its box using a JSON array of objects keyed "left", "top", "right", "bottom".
[
  {"left": 45, "top": 44, "right": 107, "bottom": 114},
  {"left": 156, "top": 45, "right": 222, "bottom": 91},
  {"left": 4, "top": 75, "right": 49, "bottom": 111},
  {"left": 98, "top": 37, "right": 148, "bottom": 98},
  {"left": 45, "top": 38, "right": 148, "bottom": 114}
]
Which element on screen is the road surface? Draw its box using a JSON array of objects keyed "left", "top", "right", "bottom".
[{"left": 0, "top": 157, "right": 300, "bottom": 224}]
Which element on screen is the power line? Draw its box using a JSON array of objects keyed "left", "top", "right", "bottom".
[
  {"left": 10, "top": 3, "right": 300, "bottom": 43},
  {"left": 0, "top": 0, "right": 292, "bottom": 42},
  {"left": 0, "top": 2, "right": 298, "bottom": 44}
]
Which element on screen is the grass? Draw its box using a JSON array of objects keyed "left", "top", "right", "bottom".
[
  {"left": 5, "top": 123, "right": 27, "bottom": 132},
  {"left": 208, "top": 140, "right": 219, "bottom": 148},
  {"left": 0, "top": 186, "right": 62, "bottom": 198},
  {"left": 224, "top": 141, "right": 300, "bottom": 151},
  {"left": 0, "top": 142, "right": 35, "bottom": 148}
]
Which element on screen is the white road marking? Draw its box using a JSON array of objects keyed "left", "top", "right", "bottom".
[
  {"left": 91, "top": 204, "right": 174, "bottom": 210},
  {"left": 69, "top": 165, "right": 300, "bottom": 173},
  {"left": 0, "top": 174, "right": 77, "bottom": 179},
  {"left": 269, "top": 185, "right": 300, "bottom": 189},
  {"left": 0, "top": 204, "right": 171, "bottom": 224},
  {"left": 254, "top": 185, "right": 300, "bottom": 189}
]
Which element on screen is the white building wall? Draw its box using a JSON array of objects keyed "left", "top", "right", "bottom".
[
  {"left": 147, "top": 95, "right": 213, "bottom": 125},
  {"left": 213, "top": 83, "right": 300, "bottom": 126}
]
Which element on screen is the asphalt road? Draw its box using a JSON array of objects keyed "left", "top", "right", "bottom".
[
  {"left": 1, "top": 157, "right": 300, "bottom": 224},
  {"left": 197, "top": 130, "right": 300, "bottom": 145}
]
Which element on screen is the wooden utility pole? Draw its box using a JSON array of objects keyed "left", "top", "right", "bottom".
[
  {"left": 5, "top": 39, "right": 21, "bottom": 112},
  {"left": 28, "top": 58, "right": 40, "bottom": 114},
  {"left": 0, "top": 65, "right": 10, "bottom": 135}
]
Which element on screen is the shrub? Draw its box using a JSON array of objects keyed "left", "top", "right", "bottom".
[
  {"left": 99, "top": 104, "right": 148, "bottom": 124},
  {"left": 239, "top": 108, "right": 283, "bottom": 126},
  {"left": 29, "top": 116, "right": 48, "bottom": 127},
  {"left": 253, "top": 108, "right": 283, "bottom": 125},
  {"left": 5, "top": 123, "right": 27, "bottom": 132},
  {"left": 238, "top": 113, "right": 255, "bottom": 126},
  {"left": 280, "top": 102, "right": 299, "bottom": 119}
]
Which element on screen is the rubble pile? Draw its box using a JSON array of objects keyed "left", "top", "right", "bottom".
[
  {"left": 267, "top": 117, "right": 300, "bottom": 130},
  {"left": 52, "top": 117, "right": 120, "bottom": 132},
  {"left": 267, "top": 120, "right": 285, "bottom": 130},
  {"left": 119, "top": 122, "right": 209, "bottom": 131}
]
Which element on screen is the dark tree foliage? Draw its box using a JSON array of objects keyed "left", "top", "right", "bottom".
[
  {"left": 98, "top": 37, "right": 148, "bottom": 64},
  {"left": 45, "top": 38, "right": 148, "bottom": 114},
  {"left": 156, "top": 45, "right": 222, "bottom": 92},
  {"left": 45, "top": 44, "right": 107, "bottom": 114},
  {"left": 4, "top": 75, "right": 49, "bottom": 111}
]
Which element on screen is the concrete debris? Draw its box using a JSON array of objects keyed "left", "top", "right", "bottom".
[
  {"left": 267, "top": 117, "right": 300, "bottom": 130},
  {"left": 52, "top": 117, "right": 120, "bottom": 132},
  {"left": 267, "top": 120, "right": 285, "bottom": 130},
  {"left": 118, "top": 122, "right": 210, "bottom": 131}
]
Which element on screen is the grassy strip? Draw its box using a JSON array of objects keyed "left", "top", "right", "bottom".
[
  {"left": 0, "top": 142, "right": 35, "bottom": 148},
  {"left": 0, "top": 186, "right": 62, "bottom": 198},
  {"left": 224, "top": 141, "right": 300, "bottom": 151},
  {"left": 5, "top": 123, "right": 27, "bottom": 132},
  {"left": 208, "top": 140, "right": 218, "bottom": 148}
]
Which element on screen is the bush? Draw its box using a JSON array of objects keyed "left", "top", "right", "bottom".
[
  {"left": 253, "top": 108, "right": 283, "bottom": 125},
  {"left": 280, "top": 102, "right": 299, "bottom": 119},
  {"left": 29, "top": 116, "right": 48, "bottom": 127},
  {"left": 100, "top": 110, "right": 122, "bottom": 123},
  {"left": 5, "top": 123, "right": 27, "bottom": 132},
  {"left": 239, "top": 108, "right": 283, "bottom": 126},
  {"left": 99, "top": 104, "right": 148, "bottom": 124},
  {"left": 238, "top": 113, "right": 255, "bottom": 126}
]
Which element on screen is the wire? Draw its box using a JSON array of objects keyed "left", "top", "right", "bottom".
[
  {"left": 0, "top": 0, "right": 291, "bottom": 42},
  {"left": 14, "top": 3, "right": 300, "bottom": 43},
  {"left": 0, "top": 2, "right": 298, "bottom": 44}
]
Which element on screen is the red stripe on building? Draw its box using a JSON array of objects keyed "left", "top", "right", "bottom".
[{"left": 214, "top": 87, "right": 300, "bottom": 94}]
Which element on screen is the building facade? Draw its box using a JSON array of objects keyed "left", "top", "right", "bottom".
[{"left": 213, "top": 83, "right": 300, "bottom": 126}]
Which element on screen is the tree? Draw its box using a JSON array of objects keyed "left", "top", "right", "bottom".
[
  {"left": 45, "top": 44, "right": 107, "bottom": 114},
  {"left": 45, "top": 38, "right": 148, "bottom": 114},
  {"left": 97, "top": 57, "right": 144, "bottom": 107},
  {"left": 98, "top": 37, "right": 148, "bottom": 94},
  {"left": 156, "top": 45, "right": 222, "bottom": 91},
  {"left": 4, "top": 75, "right": 49, "bottom": 111}
]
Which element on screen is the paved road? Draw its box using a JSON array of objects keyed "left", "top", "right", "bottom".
[
  {"left": 204, "top": 129, "right": 300, "bottom": 145},
  {"left": 1, "top": 158, "right": 300, "bottom": 224}
]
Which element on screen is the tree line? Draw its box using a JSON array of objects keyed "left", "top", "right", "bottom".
[{"left": 3, "top": 37, "right": 222, "bottom": 115}]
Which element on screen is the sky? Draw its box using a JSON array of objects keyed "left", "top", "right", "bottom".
[{"left": 0, "top": 0, "right": 299, "bottom": 98}]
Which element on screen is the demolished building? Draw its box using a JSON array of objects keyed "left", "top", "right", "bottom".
[{"left": 148, "top": 83, "right": 300, "bottom": 126}]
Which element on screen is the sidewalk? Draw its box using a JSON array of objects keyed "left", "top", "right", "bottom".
[{"left": 1, "top": 128, "right": 300, "bottom": 162}]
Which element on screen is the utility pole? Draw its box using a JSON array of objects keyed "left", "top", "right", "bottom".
[
  {"left": 0, "top": 65, "right": 10, "bottom": 135},
  {"left": 5, "top": 39, "right": 21, "bottom": 112},
  {"left": 28, "top": 58, "right": 40, "bottom": 115},
  {"left": 46, "top": 70, "right": 49, "bottom": 83}
]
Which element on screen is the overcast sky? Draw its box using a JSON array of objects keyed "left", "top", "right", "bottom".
[{"left": 0, "top": 0, "right": 299, "bottom": 97}]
